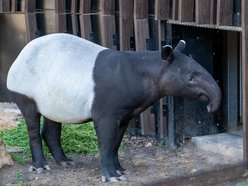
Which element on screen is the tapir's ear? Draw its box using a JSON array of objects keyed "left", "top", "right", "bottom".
[
  {"left": 161, "top": 45, "right": 173, "bottom": 63},
  {"left": 174, "top": 40, "right": 186, "bottom": 52}
]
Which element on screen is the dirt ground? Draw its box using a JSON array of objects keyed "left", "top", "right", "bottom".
[{"left": 0, "top": 102, "right": 248, "bottom": 186}]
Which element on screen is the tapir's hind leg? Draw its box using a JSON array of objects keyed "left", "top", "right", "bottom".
[
  {"left": 42, "top": 118, "right": 73, "bottom": 166},
  {"left": 9, "top": 91, "right": 49, "bottom": 173}
]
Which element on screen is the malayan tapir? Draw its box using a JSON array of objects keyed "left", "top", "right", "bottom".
[{"left": 7, "top": 33, "right": 221, "bottom": 182}]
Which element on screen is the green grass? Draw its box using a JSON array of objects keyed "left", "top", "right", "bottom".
[{"left": 0, "top": 119, "right": 98, "bottom": 163}]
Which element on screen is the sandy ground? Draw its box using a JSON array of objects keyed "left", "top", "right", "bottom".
[{"left": 0, "top": 102, "right": 248, "bottom": 186}]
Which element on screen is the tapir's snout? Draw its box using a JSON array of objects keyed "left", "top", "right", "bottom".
[{"left": 198, "top": 78, "right": 222, "bottom": 113}]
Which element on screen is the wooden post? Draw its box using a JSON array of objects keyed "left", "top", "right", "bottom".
[
  {"left": 155, "top": 0, "right": 169, "bottom": 138},
  {"left": 0, "top": 0, "right": 10, "bottom": 12},
  {"left": 119, "top": 0, "right": 134, "bottom": 51},
  {"left": 11, "top": 0, "right": 17, "bottom": 12},
  {"left": 134, "top": 0, "right": 149, "bottom": 51},
  {"left": 99, "top": 0, "right": 116, "bottom": 49},
  {"left": 25, "top": 0, "right": 36, "bottom": 12},
  {"left": 242, "top": 0, "right": 248, "bottom": 163},
  {"left": 210, "top": 0, "right": 216, "bottom": 25},
  {"left": 216, "top": 0, "right": 233, "bottom": 26},
  {"left": 172, "top": 0, "right": 178, "bottom": 20},
  {"left": 178, "top": 0, "right": 194, "bottom": 22},
  {"left": 155, "top": 0, "right": 170, "bottom": 20},
  {"left": 71, "top": 0, "right": 79, "bottom": 35},
  {"left": 195, "top": 0, "right": 211, "bottom": 24},
  {"left": 79, "top": 0, "right": 92, "bottom": 40},
  {"left": 55, "top": 0, "right": 67, "bottom": 32},
  {"left": 134, "top": 0, "right": 156, "bottom": 136},
  {"left": 25, "top": 13, "right": 37, "bottom": 41},
  {"left": 25, "top": 0, "right": 37, "bottom": 41}
]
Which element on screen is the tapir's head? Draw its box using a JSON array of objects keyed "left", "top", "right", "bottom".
[{"left": 160, "top": 40, "right": 222, "bottom": 113}]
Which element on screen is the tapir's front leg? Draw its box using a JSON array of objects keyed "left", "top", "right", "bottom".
[{"left": 93, "top": 118, "right": 126, "bottom": 182}]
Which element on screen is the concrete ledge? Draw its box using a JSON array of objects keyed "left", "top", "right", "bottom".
[{"left": 191, "top": 131, "right": 243, "bottom": 161}]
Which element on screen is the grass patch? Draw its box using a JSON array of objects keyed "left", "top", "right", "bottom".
[{"left": 0, "top": 119, "right": 98, "bottom": 163}]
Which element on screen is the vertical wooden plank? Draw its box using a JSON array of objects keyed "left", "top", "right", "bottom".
[
  {"left": 241, "top": 0, "right": 248, "bottom": 163},
  {"left": 71, "top": 0, "right": 78, "bottom": 13},
  {"left": 79, "top": 0, "right": 92, "bottom": 39},
  {"left": 159, "top": 98, "right": 167, "bottom": 138},
  {"left": 11, "top": 0, "right": 17, "bottom": 12},
  {"left": 0, "top": 0, "right": 10, "bottom": 12},
  {"left": 71, "top": 0, "right": 79, "bottom": 35},
  {"left": 99, "top": 15, "right": 116, "bottom": 49},
  {"left": 119, "top": 0, "right": 134, "bottom": 51},
  {"left": 55, "top": 0, "right": 66, "bottom": 13},
  {"left": 99, "top": 0, "right": 116, "bottom": 49},
  {"left": 216, "top": 0, "right": 233, "bottom": 26},
  {"left": 55, "top": 0, "right": 67, "bottom": 32},
  {"left": 178, "top": 0, "right": 194, "bottom": 22},
  {"left": 25, "top": 0, "right": 36, "bottom": 12},
  {"left": 134, "top": 0, "right": 155, "bottom": 136},
  {"left": 100, "top": 0, "right": 115, "bottom": 15},
  {"left": 79, "top": 14, "right": 92, "bottom": 40},
  {"left": 55, "top": 14, "right": 67, "bottom": 32},
  {"left": 210, "top": 0, "right": 216, "bottom": 25},
  {"left": 134, "top": 0, "right": 149, "bottom": 50},
  {"left": 158, "top": 20, "right": 167, "bottom": 138},
  {"left": 134, "top": 0, "right": 148, "bottom": 19},
  {"left": 25, "top": 13, "right": 37, "bottom": 41},
  {"left": 155, "top": 0, "right": 170, "bottom": 20},
  {"left": 140, "top": 108, "right": 156, "bottom": 136},
  {"left": 79, "top": 0, "right": 91, "bottom": 13},
  {"left": 172, "top": 0, "right": 178, "bottom": 20},
  {"left": 134, "top": 18, "right": 149, "bottom": 51},
  {"left": 195, "top": 0, "right": 211, "bottom": 24}
]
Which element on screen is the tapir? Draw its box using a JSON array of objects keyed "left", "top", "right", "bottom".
[{"left": 7, "top": 33, "right": 221, "bottom": 182}]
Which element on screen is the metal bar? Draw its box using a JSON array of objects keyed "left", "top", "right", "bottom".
[
  {"left": 241, "top": 0, "right": 248, "bottom": 163},
  {"left": 167, "top": 20, "right": 242, "bottom": 32}
]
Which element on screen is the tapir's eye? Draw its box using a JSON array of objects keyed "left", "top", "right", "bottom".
[
  {"left": 187, "top": 72, "right": 197, "bottom": 83},
  {"left": 188, "top": 75, "right": 194, "bottom": 82}
]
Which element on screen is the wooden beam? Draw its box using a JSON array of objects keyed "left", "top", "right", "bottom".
[
  {"left": 134, "top": 0, "right": 148, "bottom": 19},
  {"left": 25, "top": 0, "right": 36, "bottom": 12},
  {"left": 79, "top": 0, "right": 91, "bottom": 13},
  {"left": 0, "top": 0, "right": 10, "bottom": 12},
  {"left": 71, "top": 0, "right": 78, "bottom": 14},
  {"left": 210, "top": 0, "right": 216, "bottom": 24},
  {"left": 195, "top": 0, "right": 211, "bottom": 24},
  {"left": 100, "top": 0, "right": 115, "bottom": 15},
  {"left": 155, "top": 0, "right": 170, "bottom": 20},
  {"left": 178, "top": 0, "right": 194, "bottom": 22},
  {"left": 71, "top": 0, "right": 79, "bottom": 35},
  {"left": 11, "top": 0, "right": 17, "bottom": 12},
  {"left": 119, "top": 0, "right": 134, "bottom": 50},
  {"left": 134, "top": 18, "right": 149, "bottom": 51},
  {"left": 25, "top": 13, "right": 37, "bottom": 41},
  {"left": 99, "top": 15, "right": 116, "bottom": 49},
  {"left": 140, "top": 107, "right": 156, "bottom": 136},
  {"left": 172, "top": 0, "right": 178, "bottom": 20},
  {"left": 55, "top": 14, "right": 67, "bottom": 32},
  {"left": 79, "top": 14, "right": 92, "bottom": 40},
  {"left": 216, "top": 0, "right": 233, "bottom": 26},
  {"left": 242, "top": 0, "right": 248, "bottom": 163},
  {"left": 55, "top": 0, "right": 66, "bottom": 13}
]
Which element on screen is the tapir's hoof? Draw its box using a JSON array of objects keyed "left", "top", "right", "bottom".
[
  {"left": 59, "top": 161, "right": 75, "bottom": 167},
  {"left": 28, "top": 165, "right": 50, "bottom": 173},
  {"left": 101, "top": 175, "right": 127, "bottom": 183}
]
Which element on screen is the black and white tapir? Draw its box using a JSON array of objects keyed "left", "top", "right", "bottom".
[{"left": 7, "top": 33, "right": 221, "bottom": 182}]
